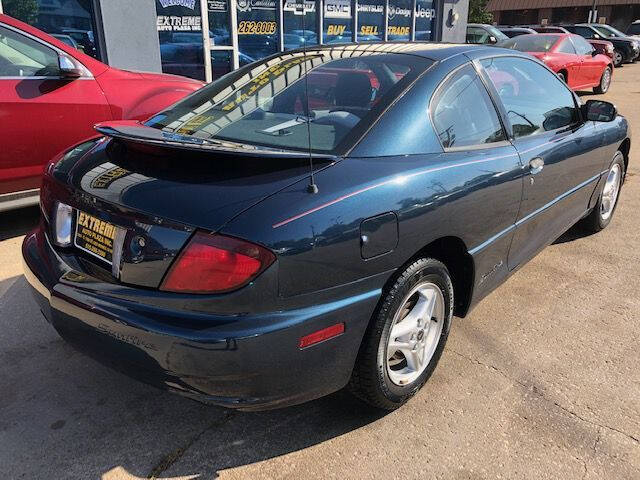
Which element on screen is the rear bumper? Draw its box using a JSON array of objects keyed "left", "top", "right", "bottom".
[{"left": 22, "top": 227, "right": 382, "bottom": 410}]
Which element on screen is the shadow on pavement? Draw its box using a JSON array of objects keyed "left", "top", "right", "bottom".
[
  {"left": 0, "top": 274, "right": 387, "bottom": 480},
  {"left": 0, "top": 205, "right": 40, "bottom": 241}
]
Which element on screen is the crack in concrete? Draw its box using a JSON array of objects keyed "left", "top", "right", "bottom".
[
  {"left": 147, "top": 410, "right": 236, "bottom": 479},
  {"left": 449, "top": 349, "right": 640, "bottom": 446}
]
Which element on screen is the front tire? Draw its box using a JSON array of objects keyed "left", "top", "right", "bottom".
[
  {"left": 581, "top": 151, "right": 625, "bottom": 233},
  {"left": 348, "top": 258, "right": 453, "bottom": 410},
  {"left": 594, "top": 66, "right": 612, "bottom": 94}
]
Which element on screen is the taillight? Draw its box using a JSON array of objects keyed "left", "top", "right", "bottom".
[{"left": 160, "top": 232, "right": 275, "bottom": 294}]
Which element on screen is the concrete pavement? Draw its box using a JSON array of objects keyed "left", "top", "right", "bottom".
[{"left": 1, "top": 64, "right": 639, "bottom": 480}]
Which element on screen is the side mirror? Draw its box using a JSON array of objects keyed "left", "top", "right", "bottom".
[
  {"left": 582, "top": 100, "right": 617, "bottom": 122},
  {"left": 489, "top": 35, "right": 497, "bottom": 44},
  {"left": 58, "top": 54, "right": 83, "bottom": 78},
  {"left": 591, "top": 48, "right": 598, "bottom": 56}
]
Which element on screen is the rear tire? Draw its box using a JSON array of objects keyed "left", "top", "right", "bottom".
[
  {"left": 613, "top": 49, "right": 623, "bottom": 68},
  {"left": 594, "top": 67, "right": 612, "bottom": 94},
  {"left": 581, "top": 151, "right": 625, "bottom": 233},
  {"left": 348, "top": 258, "right": 453, "bottom": 410}
]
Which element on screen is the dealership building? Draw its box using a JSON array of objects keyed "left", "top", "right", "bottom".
[
  {"left": 0, "top": 0, "right": 468, "bottom": 82},
  {"left": 487, "top": 0, "right": 640, "bottom": 31}
]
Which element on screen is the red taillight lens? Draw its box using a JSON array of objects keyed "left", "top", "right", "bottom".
[{"left": 160, "top": 232, "right": 275, "bottom": 294}]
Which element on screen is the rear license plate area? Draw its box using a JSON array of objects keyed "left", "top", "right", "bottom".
[{"left": 74, "top": 210, "right": 119, "bottom": 265}]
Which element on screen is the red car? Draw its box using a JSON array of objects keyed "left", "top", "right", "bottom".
[
  {"left": 0, "top": 14, "right": 203, "bottom": 212},
  {"left": 501, "top": 33, "right": 613, "bottom": 94},
  {"left": 588, "top": 39, "right": 616, "bottom": 63}
]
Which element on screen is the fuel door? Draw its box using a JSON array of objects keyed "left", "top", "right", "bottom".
[{"left": 360, "top": 212, "right": 399, "bottom": 259}]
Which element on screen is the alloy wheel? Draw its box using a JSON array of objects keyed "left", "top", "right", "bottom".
[
  {"left": 614, "top": 51, "right": 623, "bottom": 67},
  {"left": 601, "top": 68, "right": 611, "bottom": 93},
  {"left": 600, "top": 163, "right": 622, "bottom": 221},
  {"left": 386, "top": 281, "right": 445, "bottom": 386}
]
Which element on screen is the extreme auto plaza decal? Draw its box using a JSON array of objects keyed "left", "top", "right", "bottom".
[{"left": 156, "top": 0, "right": 202, "bottom": 32}]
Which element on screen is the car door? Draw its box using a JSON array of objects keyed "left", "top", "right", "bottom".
[
  {"left": 571, "top": 35, "right": 602, "bottom": 86},
  {"left": 550, "top": 37, "right": 582, "bottom": 88},
  {"left": 480, "top": 56, "right": 606, "bottom": 270},
  {"left": 0, "top": 23, "right": 112, "bottom": 196}
]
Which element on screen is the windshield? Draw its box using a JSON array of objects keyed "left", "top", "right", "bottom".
[
  {"left": 501, "top": 34, "right": 560, "bottom": 52},
  {"left": 594, "top": 24, "right": 627, "bottom": 38},
  {"left": 146, "top": 48, "right": 430, "bottom": 154}
]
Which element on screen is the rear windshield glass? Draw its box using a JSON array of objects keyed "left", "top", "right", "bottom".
[
  {"left": 501, "top": 34, "right": 561, "bottom": 52},
  {"left": 146, "top": 50, "right": 430, "bottom": 154}
]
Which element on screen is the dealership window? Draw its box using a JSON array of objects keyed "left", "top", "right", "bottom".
[
  {"left": 236, "top": 0, "right": 279, "bottom": 61},
  {"left": 357, "top": 0, "right": 384, "bottom": 41},
  {"left": 414, "top": 0, "right": 434, "bottom": 40},
  {"left": 283, "top": 0, "right": 317, "bottom": 49},
  {"left": 208, "top": 0, "right": 232, "bottom": 46},
  {"left": 387, "top": 0, "right": 412, "bottom": 41},
  {"left": 156, "top": 0, "right": 205, "bottom": 81},
  {"left": 2, "top": 0, "right": 101, "bottom": 59},
  {"left": 324, "top": 0, "right": 352, "bottom": 44}
]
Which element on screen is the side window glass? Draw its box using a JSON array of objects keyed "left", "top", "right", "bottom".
[
  {"left": 481, "top": 57, "right": 579, "bottom": 139},
  {"left": 467, "top": 27, "right": 488, "bottom": 44},
  {"left": 576, "top": 26, "right": 594, "bottom": 39},
  {"left": 0, "top": 26, "right": 59, "bottom": 77},
  {"left": 431, "top": 64, "right": 505, "bottom": 149},
  {"left": 574, "top": 36, "right": 594, "bottom": 55},
  {"left": 557, "top": 39, "right": 576, "bottom": 54}
]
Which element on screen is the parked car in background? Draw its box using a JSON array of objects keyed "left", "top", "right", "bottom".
[
  {"left": 498, "top": 26, "right": 537, "bottom": 38},
  {"left": 23, "top": 43, "right": 629, "bottom": 412},
  {"left": 588, "top": 39, "right": 615, "bottom": 63},
  {"left": 628, "top": 20, "right": 640, "bottom": 37},
  {"left": 528, "top": 25, "right": 570, "bottom": 34},
  {"left": 466, "top": 23, "right": 509, "bottom": 44},
  {"left": 60, "top": 28, "right": 97, "bottom": 58},
  {"left": 500, "top": 33, "right": 613, "bottom": 94},
  {"left": 563, "top": 24, "right": 639, "bottom": 67},
  {"left": 51, "top": 34, "right": 81, "bottom": 51},
  {"left": 0, "top": 14, "right": 203, "bottom": 212}
]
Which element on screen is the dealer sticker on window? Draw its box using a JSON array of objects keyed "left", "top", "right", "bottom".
[{"left": 74, "top": 211, "right": 118, "bottom": 265}]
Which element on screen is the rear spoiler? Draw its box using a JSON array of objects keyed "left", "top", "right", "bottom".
[{"left": 94, "top": 120, "right": 335, "bottom": 160}]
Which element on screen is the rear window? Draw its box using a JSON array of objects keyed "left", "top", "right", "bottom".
[
  {"left": 501, "top": 34, "right": 561, "bottom": 52},
  {"left": 146, "top": 50, "right": 430, "bottom": 154},
  {"left": 629, "top": 24, "right": 640, "bottom": 35}
]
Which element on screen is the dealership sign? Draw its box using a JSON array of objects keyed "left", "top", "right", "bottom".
[
  {"left": 159, "top": 0, "right": 196, "bottom": 8},
  {"left": 415, "top": 4, "right": 436, "bottom": 19},
  {"left": 283, "top": 0, "right": 315, "bottom": 15},
  {"left": 237, "top": 0, "right": 276, "bottom": 12},
  {"left": 325, "top": 0, "right": 351, "bottom": 19}
]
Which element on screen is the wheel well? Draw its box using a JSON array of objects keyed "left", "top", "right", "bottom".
[
  {"left": 619, "top": 137, "right": 631, "bottom": 175},
  {"left": 411, "top": 237, "right": 475, "bottom": 318}
]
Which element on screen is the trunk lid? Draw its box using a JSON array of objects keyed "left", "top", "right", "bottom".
[
  {"left": 48, "top": 122, "right": 335, "bottom": 289},
  {"left": 72, "top": 121, "right": 334, "bottom": 233}
]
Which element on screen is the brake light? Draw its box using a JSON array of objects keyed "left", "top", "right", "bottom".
[{"left": 160, "top": 232, "right": 275, "bottom": 294}]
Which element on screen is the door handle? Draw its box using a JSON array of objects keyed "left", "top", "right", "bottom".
[{"left": 529, "top": 157, "right": 544, "bottom": 175}]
